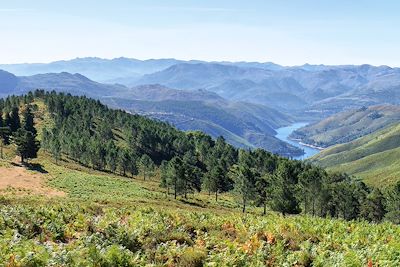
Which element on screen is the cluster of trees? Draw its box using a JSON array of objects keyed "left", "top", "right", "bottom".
[
  {"left": 160, "top": 146, "right": 399, "bottom": 223},
  {"left": 2, "top": 91, "right": 400, "bottom": 224},
  {"left": 0, "top": 93, "right": 40, "bottom": 162}
]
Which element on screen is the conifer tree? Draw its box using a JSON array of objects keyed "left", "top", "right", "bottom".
[
  {"left": 14, "top": 128, "right": 40, "bottom": 163},
  {"left": 298, "top": 167, "right": 324, "bottom": 215},
  {"left": 118, "top": 149, "right": 131, "bottom": 176},
  {"left": 139, "top": 154, "right": 155, "bottom": 180},
  {"left": 230, "top": 150, "right": 256, "bottom": 213},
  {"left": 0, "top": 126, "right": 10, "bottom": 159},
  {"left": 385, "top": 182, "right": 400, "bottom": 224},
  {"left": 181, "top": 152, "right": 202, "bottom": 198},
  {"left": 255, "top": 172, "right": 272, "bottom": 215},
  {"left": 51, "top": 138, "right": 61, "bottom": 164},
  {"left": 169, "top": 156, "right": 185, "bottom": 199},
  {"left": 270, "top": 160, "right": 301, "bottom": 216},
  {"left": 160, "top": 160, "right": 172, "bottom": 195},
  {"left": 203, "top": 163, "right": 226, "bottom": 201},
  {"left": 22, "top": 105, "right": 37, "bottom": 136},
  {"left": 9, "top": 107, "right": 21, "bottom": 132},
  {"left": 360, "top": 188, "right": 386, "bottom": 222}
]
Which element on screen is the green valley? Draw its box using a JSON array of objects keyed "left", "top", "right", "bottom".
[{"left": 310, "top": 123, "right": 400, "bottom": 186}]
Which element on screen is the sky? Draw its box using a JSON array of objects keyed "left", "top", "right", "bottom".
[{"left": 1, "top": 0, "right": 400, "bottom": 66}]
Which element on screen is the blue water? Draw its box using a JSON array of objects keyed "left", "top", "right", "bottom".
[{"left": 275, "top": 122, "right": 321, "bottom": 160}]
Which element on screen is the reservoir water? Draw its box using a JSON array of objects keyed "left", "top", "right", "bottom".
[{"left": 275, "top": 122, "right": 321, "bottom": 160}]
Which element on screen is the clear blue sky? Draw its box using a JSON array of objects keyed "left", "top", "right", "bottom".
[{"left": 1, "top": 0, "right": 400, "bottom": 66}]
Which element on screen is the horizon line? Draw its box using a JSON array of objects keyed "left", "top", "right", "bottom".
[{"left": 0, "top": 56, "right": 397, "bottom": 68}]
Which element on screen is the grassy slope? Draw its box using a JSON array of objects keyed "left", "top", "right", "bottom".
[{"left": 311, "top": 123, "right": 400, "bottom": 186}]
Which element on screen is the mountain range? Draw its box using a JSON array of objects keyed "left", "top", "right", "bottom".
[{"left": 137, "top": 62, "right": 400, "bottom": 116}]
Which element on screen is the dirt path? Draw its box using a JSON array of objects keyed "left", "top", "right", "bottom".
[{"left": 0, "top": 165, "right": 65, "bottom": 197}]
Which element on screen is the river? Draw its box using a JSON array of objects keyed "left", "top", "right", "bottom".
[{"left": 275, "top": 122, "right": 321, "bottom": 160}]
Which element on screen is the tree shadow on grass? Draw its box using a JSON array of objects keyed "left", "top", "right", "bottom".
[
  {"left": 26, "top": 163, "right": 48, "bottom": 174},
  {"left": 180, "top": 198, "right": 206, "bottom": 208},
  {"left": 10, "top": 162, "right": 48, "bottom": 173}
]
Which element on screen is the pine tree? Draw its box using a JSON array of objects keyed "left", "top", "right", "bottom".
[
  {"left": 105, "top": 141, "right": 118, "bottom": 173},
  {"left": 0, "top": 126, "right": 10, "bottom": 159},
  {"left": 255, "top": 172, "right": 272, "bottom": 215},
  {"left": 181, "top": 152, "right": 202, "bottom": 198},
  {"left": 4, "top": 112, "right": 11, "bottom": 131},
  {"left": 298, "top": 167, "right": 324, "bottom": 215},
  {"left": 270, "top": 160, "right": 301, "bottom": 216},
  {"left": 13, "top": 128, "right": 40, "bottom": 163},
  {"left": 118, "top": 149, "right": 131, "bottom": 176},
  {"left": 360, "top": 188, "right": 386, "bottom": 222},
  {"left": 160, "top": 160, "right": 172, "bottom": 195},
  {"left": 51, "top": 138, "right": 61, "bottom": 164},
  {"left": 22, "top": 105, "right": 37, "bottom": 136},
  {"left": 138, "top": 154, "right": 155, "bottom": 180},
  {"left": 385, "top": 182, "right": 400, "bottom": 224},
  {"left": 9, "top": 107, "right": 21, "bottom": 132},
  {"left": 169, "top": 156, "right": 185, "bottom": 199},
  {"left": 230, "top": 150, "right": 256, "bottom": 213},
  {"left": 203, "top": 163, "right": 225, "bottom": 201}
]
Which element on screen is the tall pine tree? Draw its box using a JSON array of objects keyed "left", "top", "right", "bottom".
[
  {"left": 14, "top": 128, "right": 40, "bottom": 163},
  {"left": 22, "top": 105, "right": 37, "bottom": 136}
]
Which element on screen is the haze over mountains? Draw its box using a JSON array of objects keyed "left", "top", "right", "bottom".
[{"left": 1, "top": 57, "right": 400, "bottom": 157}]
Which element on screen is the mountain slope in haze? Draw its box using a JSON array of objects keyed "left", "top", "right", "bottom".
[
  {"left": 117, "top": 84, "right": 225, "bottom": 102},
  {"left": 136, "top": 63, "right": 273, "bottom": 89},
  {"left": 0, "top": 57, "right": 185, "bottom": 83},
  {"left": 0, "top": 70, "right": 19, "bottom": 97},
  {"left": 136, "top": 62, "right": 400, "bottom": 116},
  {"left": 103, "top": 84, "right": 302, "bottom": 156},
  {"left": 291, "top": 105, "right": 400, "bottom": 148},
  {"left": 17, "top": 72, "right": 127, "bottom": 97},
  {"left": 310, "top": 123, "right": 400, "bottom": 186},
  {"left": 136, "top": 63, "right": 311, "bottom": 111},
  {"left": 0, "top": 57, "right": 286, "bottom": 86}
]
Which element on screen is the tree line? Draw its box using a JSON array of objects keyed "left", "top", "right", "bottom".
[{"left": 1, "top": 90, "right": 399, "bottom": 224}]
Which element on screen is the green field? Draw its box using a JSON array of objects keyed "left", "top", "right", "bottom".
[{"left": 310, "top": 123, "right": 400, "bottom": 186}]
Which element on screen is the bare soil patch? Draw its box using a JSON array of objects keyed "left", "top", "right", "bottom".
[{"left": 0, "top": 165, "right": 65, "bottom": 197}]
